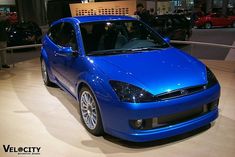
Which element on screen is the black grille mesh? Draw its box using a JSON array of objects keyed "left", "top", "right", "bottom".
[{"left": 156, "top": 85, "right": 205, "bottom": 101}]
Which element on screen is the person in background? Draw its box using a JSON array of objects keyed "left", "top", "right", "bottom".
[
  {"left": 149, "top": 8, "right": 156, "bottom": 26},
  {"left": 135, "top": 3, "right": 151, "bottom": 26},
  {"left": 149, "top": 8, "right": 155, "bottom": 16},
  {"left": 0, "top": 12, "right": 10, "bottom": 68}
]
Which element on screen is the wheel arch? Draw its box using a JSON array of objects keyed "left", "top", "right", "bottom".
[
  {"left": 76, "top": 80, "right": 106, "bottom": 130},
  {"left": 76, "top": 80, "right": 103, "bottom": 112}
]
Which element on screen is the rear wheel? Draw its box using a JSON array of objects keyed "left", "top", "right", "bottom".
[
  {"left": 41, "top": 59, "right": 54, "bottom": 86},
  {"left": 79, "top": 86, "right": 104, "bottom": 136},
  {"left": 204, "top": 22, "right": 212, "bottom": 29}
]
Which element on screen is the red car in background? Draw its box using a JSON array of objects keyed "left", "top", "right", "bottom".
[{"left": 195, "top": 13, "right": 235, "bottom": 29}]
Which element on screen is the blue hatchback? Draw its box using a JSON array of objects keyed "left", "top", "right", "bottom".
[{"left": 41, "top": 15, "right": 220, "bottom": 142}]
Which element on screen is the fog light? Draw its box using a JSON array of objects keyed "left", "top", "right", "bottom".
[{"left": 135, "top": 119, "right": 143, "bottom": 128}]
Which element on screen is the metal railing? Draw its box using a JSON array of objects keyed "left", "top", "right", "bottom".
[
  {"left": 171, "top": 40, "right": 235, "bottom": 49},
  {"left": 0, "top": 41, "right": 235, "bottom": 70},
  {"left": 0, "top": 44, "right": 42, "bottom": 69}
]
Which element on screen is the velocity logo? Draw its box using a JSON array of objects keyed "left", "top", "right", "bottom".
[{"left": 3, "top": 145, "right": 41, "bottom": 155}]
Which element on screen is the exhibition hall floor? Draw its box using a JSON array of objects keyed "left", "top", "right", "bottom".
[{"left": 0, "top": 59, "right": 235, "bottom": 157}]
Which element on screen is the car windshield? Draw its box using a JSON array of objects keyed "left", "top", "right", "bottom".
[{"left": 80, "top": 20, "right": 169, "bottom": 56}]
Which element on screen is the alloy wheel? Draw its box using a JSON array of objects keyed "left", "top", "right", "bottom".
[{"left": 80, "top": 91, "right": 97, "bottom": 130}]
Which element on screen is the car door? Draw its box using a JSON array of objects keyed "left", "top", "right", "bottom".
[
  {"left": 219, "top": 14, "right": 230, "bottom": 26},
  {"left": 212, "top": 14, "right": 227, "bottom": 27},
  {"left": 44, "top": 22, "right": 64, "bottom": 80},
  {"left": 55, "top": 21, "right": 92, "bottom": 97},
  {"left": 210, "top": 14, "right": 220, "bottom": 26},
  {"left": 55, "top": 22, "right": 81, "bottom": 95},
  {"left": 50, "top": 22, "right": 80, "bottom": 93}
]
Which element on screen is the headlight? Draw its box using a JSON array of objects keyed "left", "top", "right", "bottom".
[
  {"left": 206, "top": 67, "right": 218, "bottom": 88},
  {"left": 110, "top": 80, "right": 154, "bottom": 103}
]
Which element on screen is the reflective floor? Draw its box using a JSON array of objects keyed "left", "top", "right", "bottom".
[{"left": 0, "top": 59, "right": 235, "bottom": 157}]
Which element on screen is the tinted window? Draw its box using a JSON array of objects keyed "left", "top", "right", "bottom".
[
  {"left": 48, "top": 22, "right": 78, "bottom": 50},
  {"left": 80, "top": 20, "right": 169, "bottom": 56},
  {"left": 48, "top": 23, "right": 62, "bottom": 44}
]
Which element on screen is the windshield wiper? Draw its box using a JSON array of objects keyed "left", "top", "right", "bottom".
[
  {"left": 128, "top": 47, "right": 163, "bottom": 51},
  {"left": 87, "top": 49, "right": 132, "bottom": 56},
  {"left": 87, "top": 46, "right": 166, "bottom": 56}
]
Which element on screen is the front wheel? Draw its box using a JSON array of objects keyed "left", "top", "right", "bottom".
[{"left": 79, "top": 86, "right": 104, "bottom": 136}]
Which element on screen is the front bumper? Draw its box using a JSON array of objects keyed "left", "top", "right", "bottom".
[
  {"left": 107, "top": 109, "right": 218, "bottom": 142},
  {"left": 98, "top": 84, "right": 220, "bottom": 142}
]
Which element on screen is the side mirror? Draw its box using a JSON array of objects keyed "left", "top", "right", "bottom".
[
  {"left": 164, "top": 37, "right": 170, "bottom": 43},
  {"left": 56, "top": 47, "right": 79, "bottom": 57}
]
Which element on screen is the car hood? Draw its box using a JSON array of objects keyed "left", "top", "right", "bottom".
[{"left": 89, "top": 48, "right": 207, "bottom": 95}]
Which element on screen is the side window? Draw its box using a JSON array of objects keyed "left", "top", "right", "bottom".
[
  {"left": 59, "top": 22, "right": 78, "bottom": 50},
  {"left": 47, "top": 23, "right": 62, "bottom": 44},
  {"left": 48, "top": 22, "right": 78, "bottom": 51}
]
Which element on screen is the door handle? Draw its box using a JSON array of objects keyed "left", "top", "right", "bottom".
[
  {"left": 55, "top": 51, "right": 78, "bottom": 57},
  {"left": 54, "top": 52, "right": 68, "bottom": 57}
]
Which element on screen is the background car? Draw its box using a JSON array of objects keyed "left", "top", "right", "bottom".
[
  {"left": 195, "top": 13, "right": 235, "bottom": 29},
  {"left": 41, "top": 16, "right": 220, "bottom": 142},
  {"left": 7, "top": 21, "right": 42, "bottom": 47},
  {"left": 7, "top": 12, "right": 18, "bottom": 24},
  {"left": 153, "top": 14, "right": 192, "bottom": 40}
]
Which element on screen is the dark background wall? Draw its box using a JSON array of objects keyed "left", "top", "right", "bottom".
[
  {"left": 15, "top": 0, "right": 80, "bottom": 25},
  {"left": 14, "top": 0, "right": 234, "bottom": 26},
  {"left": 16, "top": 0, "right": 47, "bottom": 25}
]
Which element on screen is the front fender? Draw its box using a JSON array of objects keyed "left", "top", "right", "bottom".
[{"left": 75, "top": 71, "right": 116, "bottom": 131}]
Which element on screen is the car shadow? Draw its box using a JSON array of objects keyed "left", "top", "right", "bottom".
[{"left": 101, "top": 124, "right": 211, "bottom": 148}]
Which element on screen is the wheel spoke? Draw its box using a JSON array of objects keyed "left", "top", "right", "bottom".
[{"left": 80, "top": 91, "right": 98, "bottom": 130}]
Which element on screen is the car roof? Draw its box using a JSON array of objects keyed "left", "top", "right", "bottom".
[
  {"left": 51, "top": 15, "right": 137, "bottom": 26},
  {"left": 74, "top": 15, "right": 136, "bottom": 23}
]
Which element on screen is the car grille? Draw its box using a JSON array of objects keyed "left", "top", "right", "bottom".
[
  {"left": 129, "top": 99, "right": 219, "bottom": 130},
  {"left": 156, "top": 85, "right": 206, "bottom": 101},
  {"left": 151, "top": 99, "right": 219, "bottom": 129}
]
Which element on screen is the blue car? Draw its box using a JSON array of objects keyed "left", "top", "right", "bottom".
[{"left": 41, "top": 15, "right": 220, "bottom": 142}]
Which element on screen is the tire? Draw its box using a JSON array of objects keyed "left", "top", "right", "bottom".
[
  {"left": 79, "top": 86, "right": 104, "bottom": 136},
  {"left": 204, "top": 22, "right": 212, "bottom": 29},
  {"left": 41, "top": 59, "right": 54, "bottom": 86}
]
